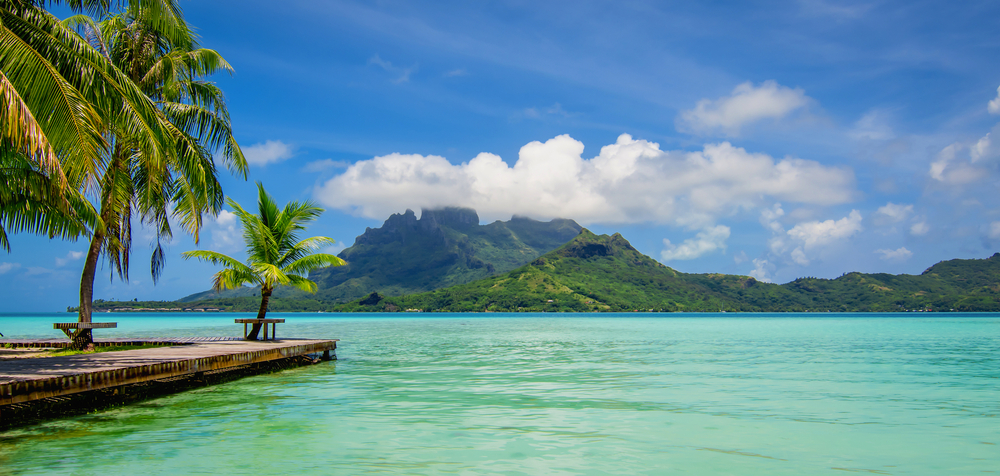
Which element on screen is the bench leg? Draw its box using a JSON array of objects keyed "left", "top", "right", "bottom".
[
  {"left": 263, "top": 324, "right": 268, "bottom": 341},
  {"left": 272, "top": 322, "right": 277, "bottom": 340},
  {"left": 244, "top": 322, "right": 248, "bottom": 339}
]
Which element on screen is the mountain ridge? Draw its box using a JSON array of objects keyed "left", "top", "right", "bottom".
[
  {"left": 179, "top": 207, "right": 582, "bottom": 303},
  {"left": 334, "top": 230, "right": 1000, "bottom": 312}
]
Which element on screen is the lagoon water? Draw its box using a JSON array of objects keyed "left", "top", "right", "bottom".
[{"left": 1, "top": 313, "right": 998, "bottom": 475}]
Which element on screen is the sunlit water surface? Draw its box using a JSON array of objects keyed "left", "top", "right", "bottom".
[{"left": 1, "top": 313, "right": 998, "bottom": 475}]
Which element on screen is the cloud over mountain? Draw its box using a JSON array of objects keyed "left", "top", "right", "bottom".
[{"left": 315, "top": 134, "right": 856, "bottom": 227}]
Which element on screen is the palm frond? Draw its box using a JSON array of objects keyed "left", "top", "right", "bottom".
[
  {"left": 285, "top": 274, "right": 318, "bottom": 294},
  {"left": 283, "top": 253, "right": 345, "bottom": 277}
]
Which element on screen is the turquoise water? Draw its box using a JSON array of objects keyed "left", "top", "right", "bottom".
[{"left": 1, "top": 313, "right": 998, "bottom": 475}]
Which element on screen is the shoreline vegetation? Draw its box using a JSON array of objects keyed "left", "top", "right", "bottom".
[{"left": 77, "top": 230, "right": 1000, "bottom": 314}]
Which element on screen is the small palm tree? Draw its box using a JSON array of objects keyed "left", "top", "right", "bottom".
[{"left": 183, "top": 183, "right": 345, "bottom": 339}]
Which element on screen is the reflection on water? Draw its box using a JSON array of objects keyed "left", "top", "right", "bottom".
[{"left": 1, "top": 313, "right": 998, "bottom": 474}]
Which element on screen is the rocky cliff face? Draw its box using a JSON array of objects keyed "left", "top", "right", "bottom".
[
  {"left": 304, "top": 207, "right": 582, "bottom": 302},
  {"left": 180, "top": 207, "right": 582, "bottom": 303},
  {"left": 351, "top": 208, "right": 479, "bottom": 247}
]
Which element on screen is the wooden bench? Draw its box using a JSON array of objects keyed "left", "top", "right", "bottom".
[
  {"left": 53, "top": 322, "right": 117, "bottom": 339},
  {"left": 235, "top": 318, "right": 285, "bottom": 340}
]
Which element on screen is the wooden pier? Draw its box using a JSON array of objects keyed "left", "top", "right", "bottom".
[{"left": 0, "top": 338, "right": 337, "bottom": 429}]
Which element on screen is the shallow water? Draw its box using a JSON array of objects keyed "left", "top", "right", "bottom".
[{"left": 1, "top": 313, "right": 998, "bottom": 475}]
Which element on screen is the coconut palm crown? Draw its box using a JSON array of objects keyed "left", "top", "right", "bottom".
[{"left": 183, "top": 183, "right": 345, "bottom": 339}]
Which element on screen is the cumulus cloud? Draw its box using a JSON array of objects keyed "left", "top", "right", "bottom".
[
  {"left": 677, "top": 80, "right": 811, "bottom": 136},
  {"left": 910, "top": 221, "right": 930, "bottom": 236},
  {"left": 54, "top": 251, "right": 85, "bottom": 267},
  {"left": 315, "top": 134, "right": 856, "bottom": 226},
  {"left": 244, "top": 140, "right": 294, "bottom": 167},
  {"left": 989, "top": 85, "right": 1000, "bottom": 115},
  {"left": 749, "top": 258, "right": 773, "bottom": 283},
  {"left": 661, "top": 225, "right": 731, "bottom": 261},
  {"left": 928, "top": 124, "right": 1000, "bottom": 185},
  {"left": 787, "top": 210, "right": 863, "bottom": 249},
  {"left": 875, "top": 247, "right": 913, "bottom": 261},
  {"left": 763, "top": 209, "right": 863, "bottom": 266},
  {"left": 0, "top": 262, "right": 20, "bottom": 274},
  {"left": 929, "top": 143, "right": 983, "bottom": 185}
]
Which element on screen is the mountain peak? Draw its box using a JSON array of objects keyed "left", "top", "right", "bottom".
[{"left": 420, "top": 207, "right": 480, "bottom": 230}]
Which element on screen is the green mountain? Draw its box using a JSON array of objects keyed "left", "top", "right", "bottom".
[
  {"left": 334, "top": 229, "right": 1000, "bottom": 312},
  {"left": 179, "top": 207, "right": 582, "bottom": 303}
]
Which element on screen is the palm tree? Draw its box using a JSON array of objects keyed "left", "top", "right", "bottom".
[
  {"left": 58, "top": 3, "right": 247, "bottom": 348},
  {"left": 1, "top": 0, "right": 186, "bottom": 242},
  {"left": 1, "top": 1, "right": 234, "bottom": 348},
  {"left": 183, "top": 183, "right": 345, "bottom": 340}
]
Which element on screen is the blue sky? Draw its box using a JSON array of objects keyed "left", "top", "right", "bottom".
[{"left": 5, "top": 0, "right": 1000, "bottom": 311}]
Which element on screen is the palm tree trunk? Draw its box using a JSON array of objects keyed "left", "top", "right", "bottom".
[
  {"left": 246, "top": 287, "right": 271, "bottom": 340},
  {"left": 73, "top": 228, "right": 105, "bottom": 350}
]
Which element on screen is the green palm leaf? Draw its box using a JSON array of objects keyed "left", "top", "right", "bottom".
[{"left": 184, "top": 183, "right": 346, "bottom": 335}]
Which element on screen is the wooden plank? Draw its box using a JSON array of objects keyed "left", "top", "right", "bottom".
[
  {"left": 233, "top": 319, "right": 285, "bottom": 324},
  {"left": 53, "top": 322, "right": 118, "bottom": 329},
  {"left": 0, "top": 339, "right": 338, "bottom": 405}
]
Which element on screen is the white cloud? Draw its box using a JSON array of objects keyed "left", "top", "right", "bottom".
[
  {"left": 768, "top": 210, "right": 864, "bottom": 266},
  {"left": 206, "top": 210, "right": 241, "bottom": 251},
  {"left": 928, "top": 125, "right": 1000, "bottom": 184},
  {"left": 874, "top": 202, "right": 913, "bottom": 225},
  {"left": 787, "top": 210, "right": 863, "bottom": 249},
  {"left": 749, "top": 258, "right": 773, "bottom": 283},
  {"left": 677, "top": 80, "right": 811, "bottom": 136},
  {"left": 368, "top": 54, "right": 416, "bottom": 84},
  {"left": 989, "top": 221, "right": 1000, "bottom": 239},
  {"left": 790, "top": 247, "right": 810, "bottom": 265},
  {"left": 315, "top": 134, "right": 856, "bottom": 226},
  {"left": 929, "top": 143, "right": 983, "bottom": 185},
  {"left": 444, "top": 68, "right": 467, "bottom": 77},
  {"left": 54, "top": 251, "right": 85, "bottom": 267},
  {"left": 0, "top": 262, "right": 21, "bottom": 274},
  {"left": 875, "top": 247, "right": 913, "bottom": 261},
  {"left": 970, "top": 132, "right": 993, "bottom": 163},
  {"left": 244, "top": 140, "right": 294, "bottom": 166},
  {"left": 910, "top": 221, "right": 930, "bottom": 236},
  {"left": 989, "top": 85, "right": 1000, "bottom": 115},
  {"left": 661, "top": 225, "right": 731, "bottom": 261}
]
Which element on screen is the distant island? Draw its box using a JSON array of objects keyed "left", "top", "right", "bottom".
[{"left": 79, "top": 208, "right": 1000, "bottom": 313}]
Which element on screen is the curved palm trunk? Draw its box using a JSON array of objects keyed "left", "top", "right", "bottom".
[
  {"left": 73, "top": 228, "right": 105, "bottom": 350},
  {"left": 246, "top": 287, "right": 271, "bottom": 340}
]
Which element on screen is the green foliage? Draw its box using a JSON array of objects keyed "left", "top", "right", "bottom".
[
  {"left": 332, "top": 232, "right": 1000, "bottom": 313},
  {"left": 180, "top": 207, "right": 582, "bottom": 303},
  {"left": 182, "top": 183, "right": 344, "bottom": 326},
  {"left": 95, "top": 233, "right": 1000, "bottom": 314}
]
